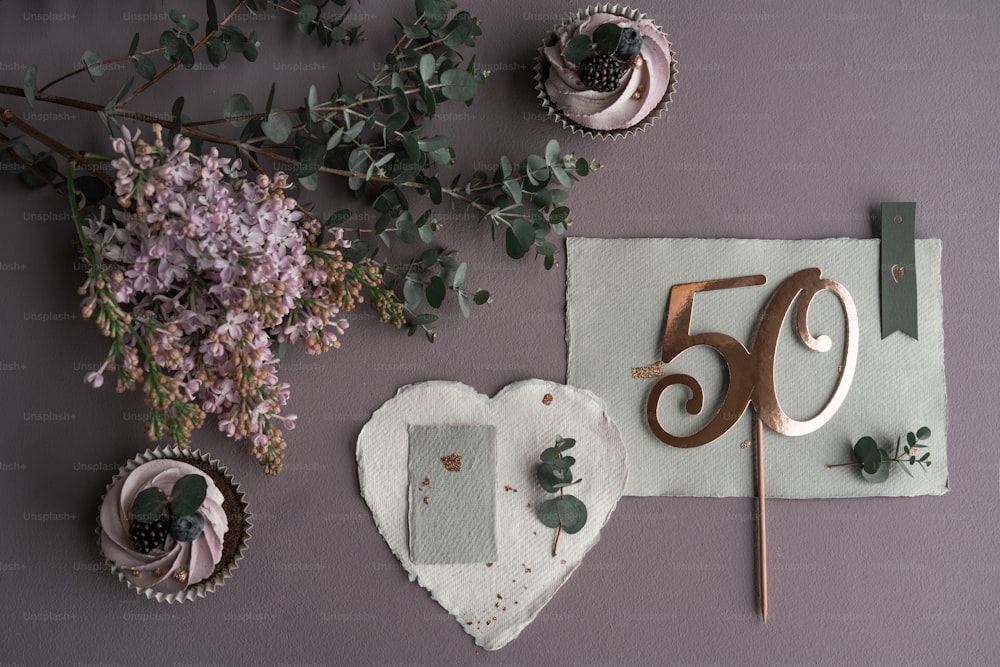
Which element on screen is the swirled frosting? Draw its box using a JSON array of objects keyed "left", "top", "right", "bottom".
[
  {"left": 543, "top": 13, "right": 672, "bottom": 131},
  {"left": 100, "top": 459, "right": 229, "bottom": 595}
]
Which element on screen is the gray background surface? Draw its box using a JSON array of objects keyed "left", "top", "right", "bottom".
[{"left": 1, "top": 0, "right": 998, "bottom": 664}]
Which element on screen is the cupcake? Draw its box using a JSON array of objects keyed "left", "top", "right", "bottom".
[
  {"left": 98, "top": 446, "right": 250, "bottom": 603},
  {"left": 535, "top": 4, "right": 676, "bottom": 138}
]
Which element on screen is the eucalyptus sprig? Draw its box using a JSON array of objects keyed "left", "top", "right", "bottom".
[
  {"left": 829, "top": 427, "right": 933, "bottom": 483},
  {"left": 537, "top": 436, "right": 588, "bottom": 557},
  {"left": 131, "top": 474, "right": 208, "bottom": 524},
  {"left": 563, "top": 23, "right": 626, "bottom": 65},
  {"left": 0, "top": 0, "right": 595, "bottom": 341}
]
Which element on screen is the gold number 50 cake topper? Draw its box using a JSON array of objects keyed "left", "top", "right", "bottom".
[{"left": 631, "top": 268, "right": 859, "bottom": 623}]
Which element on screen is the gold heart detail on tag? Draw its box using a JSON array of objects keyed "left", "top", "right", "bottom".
[
  {"left": 357, "top": 380, "right": 626, "bottom": 650},
  {"left": 891, "top": 264, "right": 906, "bottom": 283}
]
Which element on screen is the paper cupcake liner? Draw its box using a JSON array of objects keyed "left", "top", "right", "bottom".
[
  {"left": 96, "top": 445, "right": 252, "bottom": 604},
  {"left": 534, "top": 4, "right": 678, "bottom": 140}
]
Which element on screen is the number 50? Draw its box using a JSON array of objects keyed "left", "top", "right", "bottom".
[{"left": 637, "top": 269, "right": 859, "bottom": 447}]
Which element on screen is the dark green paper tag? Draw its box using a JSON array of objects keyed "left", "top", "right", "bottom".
[{"left": 880, "top": 202, "right": 918, "bottom": 340}]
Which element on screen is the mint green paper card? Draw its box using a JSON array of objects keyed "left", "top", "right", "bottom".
[
  {"left": 408, "top": 424, "right": 498, "bottom": 564},
  {"left": 566, "top": 238, "right": 948, "bottom": 498}
]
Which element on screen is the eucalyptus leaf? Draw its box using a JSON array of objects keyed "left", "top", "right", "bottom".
[
  {"left": 170, "top": 474, "right": 208, "bottom": 517},
  {"left": 440, "top": 68, "right": 477, "bottom": 102},
  {"left": 563, "top": 34, "right": 593, "bottom": 65},
  {"left": 297, "top": 4, "right": 319, "bottom": 33},
  {"left": 592, "top": 23, "right": 622, "bottom": 55},
  {"left": 540, "top": 447, "right": 560, "bottom": 462},
  {"left": 132, "top": 54, "right": 156, "bottom": 80},
  {"left": 419, "top": 53, "right": 436, "bottom": 83},
  {"left": 853, "top": 436, "right": 881, "bottom": 475},
  {"left": 403, "top": 278, "right": 423, "bottom": 310},
  {"left": 169, "top": 9, "right": 199, "bottom": 34},
  {"left": 24, "top": 65, "right": 37, "bottom": 108},
  {"left": 128, "top": 32, "right": 141, "bottom": 57},
  {"left": 861, "top": 463, "right": 890, "bottom": 484},
  {"left": 426, "top": 275, "right": 446, "bottom": 308},
  {"left": 81, "top": 50, "right": 104, "bottom": 79},
  {"left": 505, "top": 219, "right": 534, "bottom": 259},
  {"left": 452, "top": 262, "right": 467, "bottom": 290},
  {"left": 544, "top": 139, "right": 560, "bottom": 165},
  {"left": 206, "top": 36, "right": 227, "bottom": 66},
  {"left": 916, "top": 426, "right": 931, "bottom": 440},
  {"left": 538, "top": 462, "right": 571, "bottom": 493},
  {"left": 525, "top": 154, "right": 549, "bottom": 184},
  {"left": 206, "top": 0, "right": 219, "bottom": 34},
  {"left": 131, "top": 487, "right": 167, "bottom": 523},
  {"left": 538, "top": 495, "right": 588, "bottom": 533},
  {"left": 396, "top": 212, "right": 419, "bottom": 243},
  {"left": 556, "top": 437, "right": 575, "bottom": 451},
  {"left": 416, "top": 0, "right": 454, "bottom": 29},
  {"left": 223, "top": 93, "right": 253, "bottom": 127}
]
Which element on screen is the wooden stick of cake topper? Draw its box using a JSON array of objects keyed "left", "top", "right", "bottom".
[{"left": 632, "top": 269, "right": 858, "bottom": 624}]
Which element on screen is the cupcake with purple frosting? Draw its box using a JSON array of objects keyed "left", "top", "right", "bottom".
[
  {"left": 536, "top": 4, "right": 676, "bottom": 138},
  {"left": 98, "top": 446, "right": 250, "bottom": 603}
]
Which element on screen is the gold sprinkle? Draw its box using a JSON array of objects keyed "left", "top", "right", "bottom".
[
  {"left": 423, "top": 496, "right": 430, "bottom": 505},
  {"left": 486, "top": 562, "right": 494, "bottom": 567},
  {"left": 152, "top": 568, "right": 163, "bottom": 577},
  {"left": 466, "top": 621, "right": 473, "bottom": 626},
  {"left": 504, "top": 485, "right": 518, "bottom": 493},
  {"left": 632, "top": 90, "right": 643, "bottom": 100},
  {"left": 441, "top": 454, "right": 462, "bottom": 472},
  {"left": 419, "top": 476, "right": 431, "bottom": 490},
  {"left": 631, "top": 361, "right": 665, "bottom": 379},
  {"left": 560, "top": 559, "right": 567, "bottom": 565},
  {"left": 131, "top": 569, "right": 141, "bottom": 578},
  {"left": 630, "top": 54, "right": 644, "bottom": 69},
  {"left": 497, "top": 593, "right": 503, "bottom": 599},
  {"left": 542, "top": 393, "right": 554, "bottom": 405},
  {"left": 740, "top": 440, "right": 751, "bottom": 449},
  {"left": 172, "top": 568, "right": 188, "bottom": 583}
]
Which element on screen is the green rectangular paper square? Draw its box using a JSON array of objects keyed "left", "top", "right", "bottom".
[
  {"left": 408, "top": 424, "right": 497, "bottom": 564},
  {"left": 566, "top": 237, "right": 948, "bottom": 498}
]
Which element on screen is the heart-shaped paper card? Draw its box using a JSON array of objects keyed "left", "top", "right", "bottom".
[{"left": 357, "top": 380, "right": 627, "bottom": 650}]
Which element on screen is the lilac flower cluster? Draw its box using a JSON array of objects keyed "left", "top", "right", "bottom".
[{"left": 78, "top": 125, "right": 368, "bottom": 474}]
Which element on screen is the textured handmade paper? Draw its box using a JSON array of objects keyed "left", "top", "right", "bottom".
[
  {"left": 357, "top": 380, "right": 627, "bottom": 650},
  {"left": 408, "top": 425, "right": 497, "bottom": 564},
  {"left": 566, "top": 238, "right": 948, "bottom": 498}
]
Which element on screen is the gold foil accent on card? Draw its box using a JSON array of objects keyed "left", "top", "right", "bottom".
[{"left": 441, "top": 453, "right": 463, "bottom": 472}]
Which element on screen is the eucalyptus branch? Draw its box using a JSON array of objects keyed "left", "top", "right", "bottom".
[
  {"left": 829, "top": 427, "right": 933, "bottom": 483},
  {"left": 124, "top": 0, "right": 247, "bottom": 104}
]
